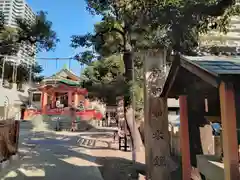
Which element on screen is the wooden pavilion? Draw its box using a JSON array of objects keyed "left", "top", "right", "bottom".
[{"left": 161, "top": 55, "right": 240, "bottom": 180}]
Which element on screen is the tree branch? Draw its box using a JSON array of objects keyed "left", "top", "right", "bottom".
[{"left": 187, "top": 0, "right": 235, "bottom": 16}]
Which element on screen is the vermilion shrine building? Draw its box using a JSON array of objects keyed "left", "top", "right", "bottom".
[{"left": 25, "top": 68, "right": 101, "bottom": 120}]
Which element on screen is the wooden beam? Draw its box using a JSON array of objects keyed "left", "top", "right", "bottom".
[
  {"left": 179, "top": 96, "right": 191, "bottom": 180},
  {"left": 180, "top": 59, "right": 218, "bottom": 88},
  {"left": 219, "top": 82, "right": 240, "bottom": 180},
  {"left": 164, "top": 66, "right": 180, "bottom": 97}
]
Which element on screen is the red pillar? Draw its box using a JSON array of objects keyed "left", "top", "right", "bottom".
[
  {"left": 84, "top": 98, "right": 89, "bottom": 108},
  {"left": 219, "top": 82, "right": 239, "bottom": 180},
  {"left": 41, "top": 90, "right": 48, "bottom": 114},
  {"left": 68, "top": 91, "right": 73, "bottom": 106},
  {"left": 74, "top": 92, "right": 79, "bottom": 107},
  {"left": 51, "top": 92, "right": 56, "bottom": 109},
  {"left": 179, "top": 96, "right": 191, "bottom": 180}
]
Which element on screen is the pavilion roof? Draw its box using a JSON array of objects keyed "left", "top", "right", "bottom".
[{"left": 161, "top": 55, "right": 240, "bottom": 98}]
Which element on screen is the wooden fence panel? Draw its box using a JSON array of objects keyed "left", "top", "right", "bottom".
[{"left": 0, "top": 120, "right": 19, "bottom": 162}]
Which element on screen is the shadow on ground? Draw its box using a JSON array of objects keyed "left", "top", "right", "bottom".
[
  {"left": 0, "top": 131, "right": 143, "bottom": 180},
  {"left": 0, "top": 132, "right": 103, "bottom": 180},
  {"left": 4, "top": 122, "right": 182, "bottom": 180},
  {"left": 76, "top": 132, "right": 182, "bottom": 180}
]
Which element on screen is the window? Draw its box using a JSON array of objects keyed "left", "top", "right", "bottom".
[{"left": 32, "top": 93, "right": 41, "bottom": 102}]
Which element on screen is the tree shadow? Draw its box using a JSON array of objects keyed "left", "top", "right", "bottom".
[
  {"left": 0, "top": 133, "right": 104, "bottom": 180},
  {"left": 0, "top": 131, "right": 181, "bottom": 180}
]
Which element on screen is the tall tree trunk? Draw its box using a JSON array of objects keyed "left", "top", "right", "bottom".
[
  {"left": 125, "top": 107, "right": 144, "bottom": 151},
  {"left": 123, "top": 50, "right": 133, "bottom": 81},
  {"left": 122, "top": 50, "right": 144, "bottom": 151}
]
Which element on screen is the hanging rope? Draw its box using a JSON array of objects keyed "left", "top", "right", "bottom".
[
  {"left": 69, "top": 59, "right": 71, "bottom": 70},
  {"left": 54, "top": 58, "right": 59, "bottom": 87},
  {"left": 55, "top": 58, "right": 58, "bottom": 69}
]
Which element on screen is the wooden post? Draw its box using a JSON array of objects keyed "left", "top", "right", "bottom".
[
  {"left": 219, "top": 82, "right": 240, "bottom": 180},
  {"left": 179, "top": 96, "right": 191, "bottom": 180},
  {"left": 143, "top": 50, "right": 176, "bottom": 180},
  {"left": 14, "top": 120, "right": 20, "bottom": 151}
]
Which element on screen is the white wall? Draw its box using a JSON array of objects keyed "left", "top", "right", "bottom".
[{"left": 0, "top": 83, "right": 30, "bottom": 119}]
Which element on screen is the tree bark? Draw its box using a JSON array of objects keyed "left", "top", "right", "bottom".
[
  {"left": 123, "top": 50, "right": 133, "bottom": 81},
  {"left": 125, "top": 107, "right": 144, "bottom": 151},
  {"left": 122, "top": 50, "right": 145, "bottom": 152}
]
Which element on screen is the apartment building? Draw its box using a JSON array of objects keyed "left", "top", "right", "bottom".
[
  {"left": 200, "top": 1, "right": 240, "bottom": 52},
  {"left": 0, "top": 0, "right": 36, "bottom": 65}
]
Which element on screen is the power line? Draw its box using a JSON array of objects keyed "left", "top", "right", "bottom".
[
  {"left": 37, "top": 57, "right": 75, "bottom": 60},
  {"left": 0, "top": 55, "right": 76, "bottom": 60}
]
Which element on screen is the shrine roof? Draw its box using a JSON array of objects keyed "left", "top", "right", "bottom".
[
  {"left": 59, "top": 78, "right": 80, "bottom": 86},
  {"left": 41, "top": 78, "right": 80, "bottom": 87},
  {"left": 45, "top": 68, "right": 80, "bottom": 81}
]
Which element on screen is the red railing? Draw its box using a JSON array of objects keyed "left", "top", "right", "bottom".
[{"left": 24, "top": 108, "right": 103, "bottom": 120}]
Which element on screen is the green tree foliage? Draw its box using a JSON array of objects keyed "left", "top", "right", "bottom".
[
  {"left": 81, "top": 55, "right": 127, "bottom": 104},
  {"left": 17, "top": 11, "right": 59, "bottom": 52},
  {"left": 80, "top": 53, "right": 144, "bottom": 118},
  {"left": 72, "top": 0, "right": 239, "bottom": 107},
  {"left": 0, "top": 27, "right": 19, "bottom": 55},
  {"left": 72, "top": 0, "right": 238, "bottom": 116},
  {"left": 0, "top": 11, "right": 58, "bottom": 84},
  {"left": 72, "top": 0, "right": 238, "bottom": 64},
  {"left": 136, "top": 0, "right": 240, "bottom": 54}
]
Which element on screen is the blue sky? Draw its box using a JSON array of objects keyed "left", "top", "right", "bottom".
[{"left": 26, "top": 0, "right": 101, "bottom": 76}]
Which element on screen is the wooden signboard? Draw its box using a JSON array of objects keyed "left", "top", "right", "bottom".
[{"left": 143, "top": 50, "right": 177, "bottom": 180}]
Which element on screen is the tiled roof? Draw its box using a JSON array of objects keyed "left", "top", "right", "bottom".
[{"left": 183, "top": 56, "right": 240, "bottom": 75}]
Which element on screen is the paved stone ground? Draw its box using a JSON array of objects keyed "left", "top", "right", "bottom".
[
  {"left": 0, "top": 118, "right": 104, "bottom": 180},
  {"left": 76, "top": 130, "right": 182, "bottom": 180},
  {"left": 0, "top": 116, "right": 181, "bottom": 180},
  {"left": 76, "top": 132, "right": 146, "bottom": 180}
]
